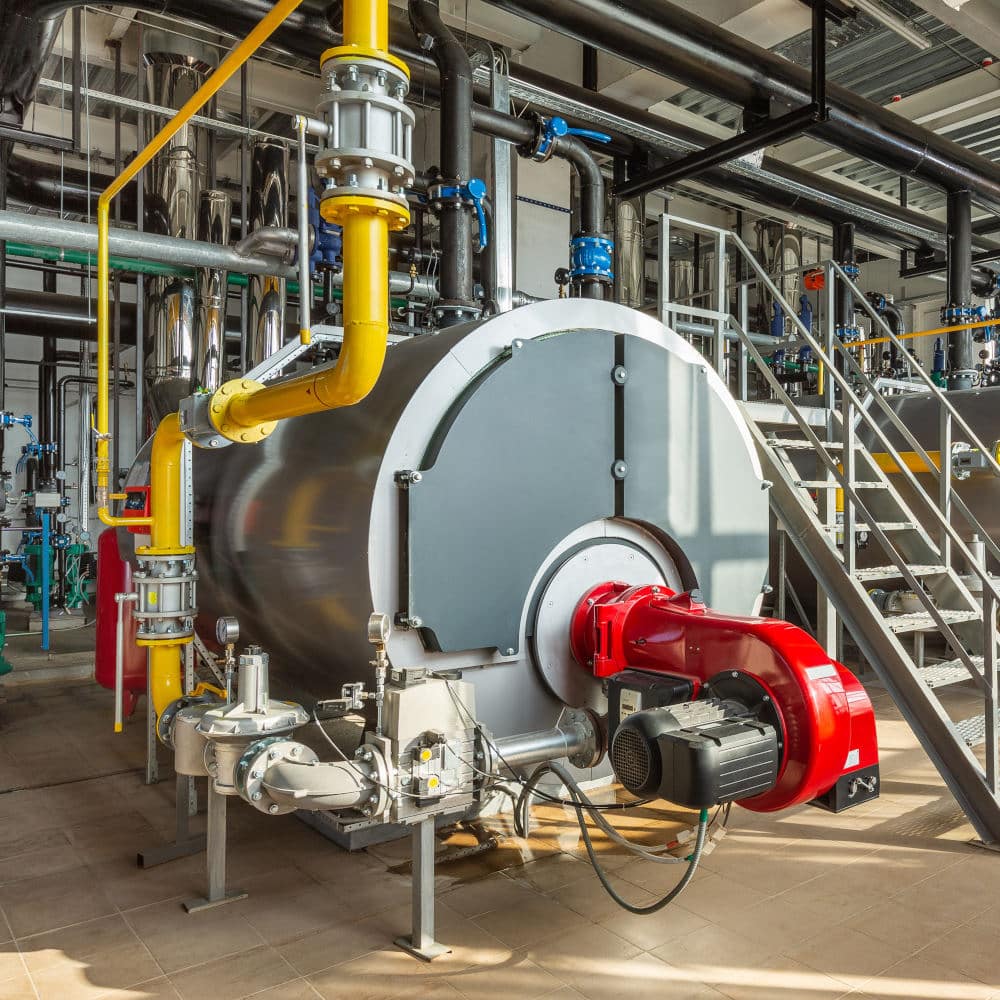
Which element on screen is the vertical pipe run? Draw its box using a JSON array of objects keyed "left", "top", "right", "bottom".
[
  {"left": 40, "top": 511, "right": 50, "bottom": 652},
  {"left": 194, "top": 190, "right": 232, "bottom": 391},
  {"left": 947, "top": 188, "right": 974, "bottom": 388},
  {"left": 409, "top": 0, "right": 476, "bottom": 318},
  {"left": 832, "top": 221, "right": 855, "bottom": 333},
  {"left": 296, "top": 117, "right": 312, "bottom": 345},
  {"left": 247, "top": 139, "right": 289, "bottom": 367}
]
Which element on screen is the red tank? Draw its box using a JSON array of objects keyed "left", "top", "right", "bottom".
[{"left": 94, "top": 529, "right": 146, "bottom": 716}]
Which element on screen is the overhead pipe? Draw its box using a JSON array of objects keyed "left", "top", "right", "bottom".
[
  {"left": 482, "top": 0, "right": 1000, "bottom": 215},
  {"left": 409, "top": 0, "right": 477, "bottom": 323},
  {"left": 11, "top": 0, "right": 996, "bottom": 255}
]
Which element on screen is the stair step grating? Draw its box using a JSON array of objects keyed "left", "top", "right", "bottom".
[
  {"left": 956, "top": 715, "right": 987, "bottom": 748},
  {"left": 886, "top": 610, "right": 982, "bottom": 634},
  {"left": 795, "top": 480, "right": 889, "bottom": 490},
  {"left": 821, "top": 522, "right": 917, "bottom": 532},
  {"left": 918, "top": 657, "right": 984, "bottom": 689},
  {"left": 770, "top": 438, "right": 845, "bottom": 451},
  {"left": 854, "top": 564, "right": 947, "bottom": 582}
]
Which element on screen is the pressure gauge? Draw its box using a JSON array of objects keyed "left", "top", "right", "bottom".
[
  {"left": 216, "top": 616, "right": 240, "bottom": 646},
  {"left": 367, "top": 612, "right": 390, "bottom": 646}
]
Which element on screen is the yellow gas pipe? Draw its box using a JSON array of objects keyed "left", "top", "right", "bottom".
[
  {"left": 208, "top": 0, "right": 409, "bottom": 440},
  {"left": 94, "top": 0, "right": 310, "bottom": 720}
]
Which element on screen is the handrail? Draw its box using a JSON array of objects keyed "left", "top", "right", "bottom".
[
  {"left": 727, "top": 230, "right": 1000, "bottom": 609},
  {"left": 832, "top": 261, "right": 1000, "bottom": 479},
  {"left": 95, "top": 0, "right": 309, "bottom": 522},
  {"left": 733, "top": 315, "right": 987, "bottom": 690}
]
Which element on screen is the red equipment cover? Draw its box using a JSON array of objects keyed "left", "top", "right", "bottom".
[
  {"left": 572, "top": 583, "right": 878, "bottom": 812},
  {"left": 94, "top": 529, "right": 146, "bottom": 715}
]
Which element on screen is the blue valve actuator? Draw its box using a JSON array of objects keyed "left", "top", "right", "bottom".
[
  {"left": 435, "top": 178, "right": 490, "bottom": 251},
  {"left": 307, "top": 189, "right": 343, "bottom": 273},
  {"left": 0, "top": 413, "right": 31, "bottom": 430},
  {"left": 535, "top": 116, "right": 612, "bottom": 160}
]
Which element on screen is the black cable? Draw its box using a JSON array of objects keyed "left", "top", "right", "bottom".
[{"left": 533, "top": 760, "right": 709, "bottom": 916}]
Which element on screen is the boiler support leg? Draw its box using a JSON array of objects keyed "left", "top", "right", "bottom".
[
  {"left": 183, "top": 784, "right": 247, "bottom": 912},
  {"left": 394, "top": 818, "right": 450, "bottom": 961}
]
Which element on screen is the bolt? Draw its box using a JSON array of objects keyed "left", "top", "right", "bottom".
[
  {"left": 612, "top": 365, "right": 628, "bottom": 385},
  {"left": 651, "top": 586, "right": 661, "bottom": 593},
  {"left": 268, "top": 803, "right": 280, "bottom": 815},
  {"left": 505, "top": 648, "right": 515, "bottom": 656},
  {"left": 762, "top": 583, "right": 774, "bottom": 595},
  {"left": 761, "top": 480, "right": 773, "bottom": 491},
  {"left": 252, "top": 792, "right": 262, "bottom": 802},
  {"left": 268, "top": 750, "right": 279, "bottom": 761},
  {"left": 513, "top": 339, "right": 524, "bottom": 349},
  {"left": 251, "top": 770, "right": 262, "bottom": 780},
  {"left": 587, "top": 598, "right": 595, "bottom": 606},
  {"left": 732, "top": 671, "right": 739, "bottom": 678}
]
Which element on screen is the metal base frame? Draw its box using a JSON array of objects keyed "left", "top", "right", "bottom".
[
  {"left": 394, "top": 818, "right": 452, "bottom": 962},
  {"left": 138, "top": 775, "right": 206, "bottom": 868}
]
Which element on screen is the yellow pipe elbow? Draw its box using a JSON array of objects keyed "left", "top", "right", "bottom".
[{"left": 149, "top": 413, "right": 187, "bottom": 551}]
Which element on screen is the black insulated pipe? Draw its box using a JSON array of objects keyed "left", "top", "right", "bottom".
[
  {"left": 832, "top": 221, "right": 855, "bottom": 334},
  {"left": 947, "top": 189, "right": 975, "bottom": 387},
  {"left": 409, "top": 0, "right": 477, "bottom": 321},
  {"left": 472, "top": 105, "right": 608, "bottom": 298},
  {"left": 483, "top": 0, "right": 1000, "bottom": 215}
]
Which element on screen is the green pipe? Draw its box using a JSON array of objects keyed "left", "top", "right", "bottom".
[
  {"left": 6, "top": 241, "right": 190, "bottom": 279},
  {"left": 7, "top": 240, "right": 408, "bottom": 308}
]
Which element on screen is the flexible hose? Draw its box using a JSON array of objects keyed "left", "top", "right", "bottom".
[{"left": 522, "top": 760, "right": 709, "bottom": 915}]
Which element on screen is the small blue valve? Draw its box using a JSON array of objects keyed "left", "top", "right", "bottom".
[
  {"left": 432, "top": 178, "right": 490, "bottom": 251},
  {"left": 533, "top": 116, "right": 612, "bottom": 161}
]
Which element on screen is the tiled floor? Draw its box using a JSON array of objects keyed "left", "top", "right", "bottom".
[{"left": 0, "top": 676, "right": 998, "bottom": 1000}]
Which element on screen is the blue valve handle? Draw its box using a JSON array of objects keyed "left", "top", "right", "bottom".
[
  {"left": 434, "top": 178, "right": 490, "bottom": 251},
  {"left": 535, "top": 116, "right": 612, "bottom": 160}
]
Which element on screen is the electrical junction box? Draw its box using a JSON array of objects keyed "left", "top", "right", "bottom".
[{"left": 607, "top": 669, "right": 696, "bottom": 739}]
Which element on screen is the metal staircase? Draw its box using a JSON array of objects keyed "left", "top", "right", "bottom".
[{"left": 658, "top": 215, "right": 1000, "bottom": 845}]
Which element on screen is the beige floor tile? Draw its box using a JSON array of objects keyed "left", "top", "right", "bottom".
[
  {"left": 597, "top": 897, "right": 708, "bottom": 952},
  {"left": 538, "top": 990, "right": 585, "bottom": 999},
  {"left": 87, "top": 856, "right": 205, "bottom": 913},
  {"left": 665, "top": 872, "right": 768, "bottom": 922},
  {"left": 445, "top": 952, "right": 561, "bottom": 1000},
  {"left": 849, "top": 898, "right": 955, "bottom": 953},
  {"left": 244, "top": 980, "right": 322, "bottom": 1000},
  {"left": 440, "top": 873, "right": 541, "bottom": 919},
  {"left": 19, "top": 913, "right": 140, "bottom": 975},
  {"left": 524, "top": 923, "right": 642, "bottom": 993},
  {"left": 0, "top": 866, "right": 117, "bottom": 938},
  {"left": 471, "top": 893, "right": 588, "bottom": 950},
  {"left": 506, "top": 854, "right": 595, "bottom": 893},
  {"left": 652, "top": 923, "right": 777, "bottom": 975},
  {"left": 0, "top": 843, "right": 83, "bottom": 886},
  {"left": 278, "top": 914, "right": 386, "bottom": 977},
  {"left": 307, "top": 956, "right": 462, "bottom": 1000},
  {"left": 124, "top": 898, "right": 265, "bottom": 975},
  {"left": 706, "top": 956, "right": 850, "bottom": 1000},
  {"left": 237, "top": 883, "right": 351, "bottom": 947},
  {"left": 714, "top": 895, "right": 844, "bottom": 952},
  {"left": 547, "top": 871, "right": 657, "bottom": 924},
  {"left": 95, "top": 979, "right": 182, "bottom": 999},
  {"left": 0, "top": 967, "right": 37, "bottom": 999},
  {"left": 861, "top": 951, "right": 996, "bottom": 1000},
  {"left": 31, "top": 940, "right": 163, "bottom": 1000},
  {"left": 168, "top": 944, "right": 297, "bottom": 1000},
  {"left": 786, "top": 924, "right": 918, "bottom": 990},
  {"left": 916, "top": 923, "right": 1000, "bottom": 989},
  {"left": 0, "top": 944, "right": 25, "bottom": 984},
  {"left": 572, "top": 950, "right": 727, "bottom": 1000}
]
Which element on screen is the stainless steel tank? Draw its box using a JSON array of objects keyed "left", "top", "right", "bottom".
[{"left": 186, "top": 300, "right": 770, "bottom": 737}]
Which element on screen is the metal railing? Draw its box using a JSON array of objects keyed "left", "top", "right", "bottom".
[{"left": 658, "top": 214, "right": 999, "bottom": 794}]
